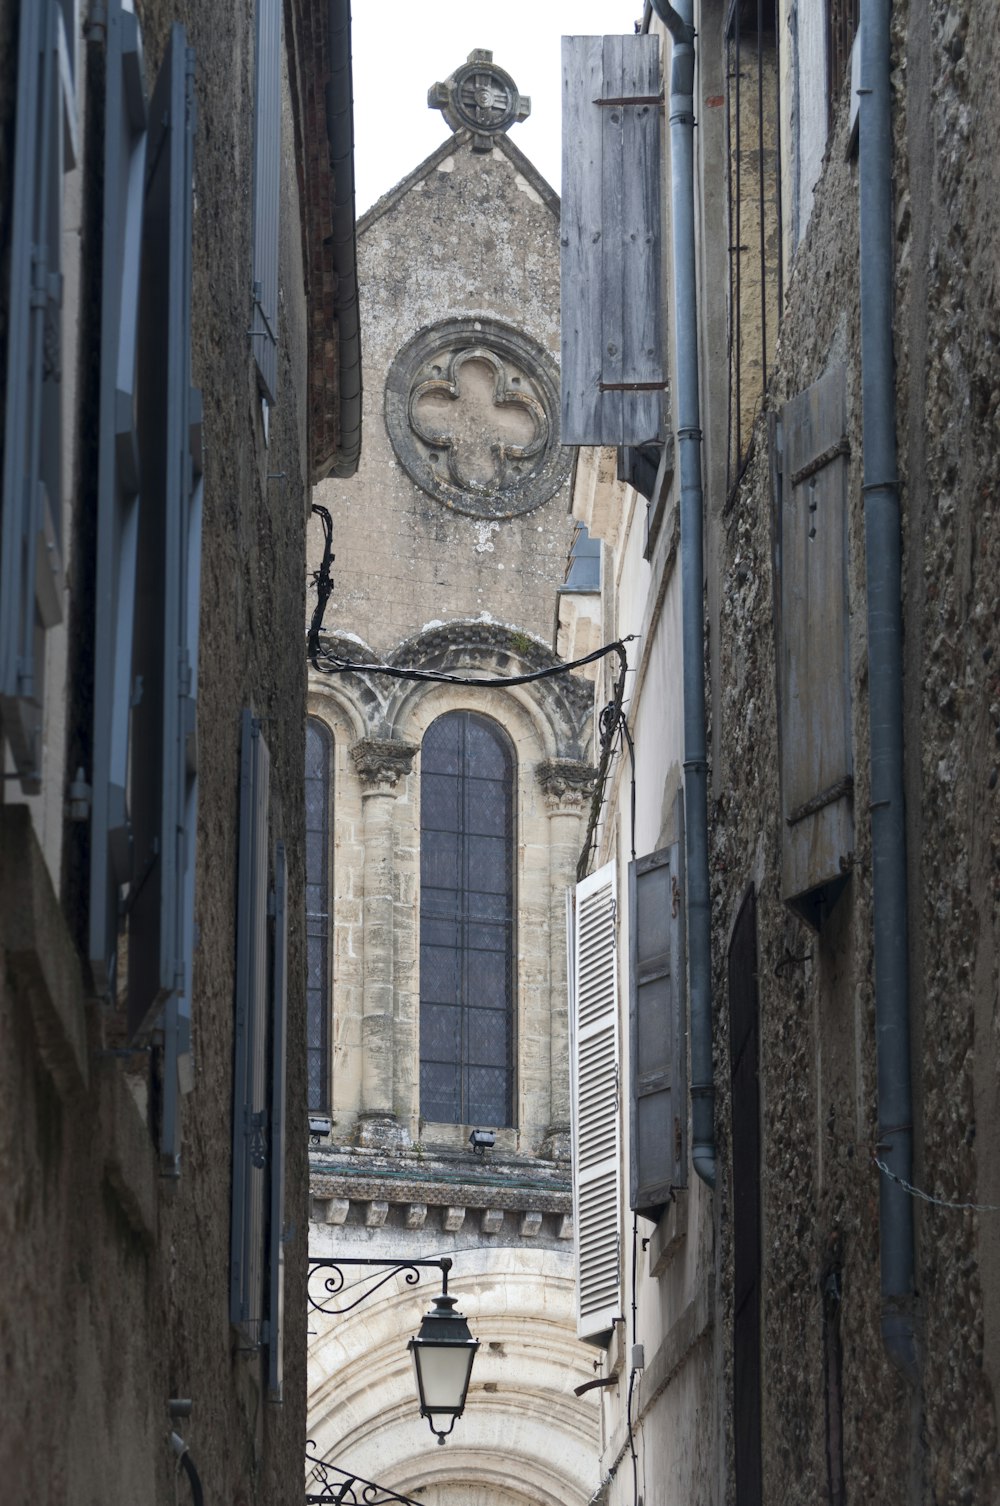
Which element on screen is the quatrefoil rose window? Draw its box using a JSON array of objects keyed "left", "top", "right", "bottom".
[{"left": 385, "top": 318, "right": 571, "bottom": 520}]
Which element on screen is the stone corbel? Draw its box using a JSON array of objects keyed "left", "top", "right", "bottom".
[
  {"left": 536, "top": 758, "right": 596, "bottom": 813},
  {"left": 351, "top": 737, "right": 418, "bottom": 793}
]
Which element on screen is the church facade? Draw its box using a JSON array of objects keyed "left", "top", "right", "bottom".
[{"left": 305, "top": 53, "right": 603, "bottom": 1506}]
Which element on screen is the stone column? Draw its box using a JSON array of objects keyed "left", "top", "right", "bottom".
[
  {"left": 351, "top": 737, "right": 417, "bottom": 1148},
  {"left": 537, "top": 758, "right": 596, "bottom": 1160}
]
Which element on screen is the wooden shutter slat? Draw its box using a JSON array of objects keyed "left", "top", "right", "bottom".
[
  {"left": 231, "top": 711, "right": 272, "bottom": 1343},
  {"left": 561, "top": 33, "right": 663, "bottom": 447},
  {"left": 629, "top": 835, "right": 687, "bottom": 1220},
  {"left": 571, "top": 862, "right": 622, "bottom": 1341},
  {"left": 778, "top": 365, "right": 854, "bottom": 925},
  {"left": 268, "top": 840, "right": 288, "bottom": 1400},
  {"left": 128, "top": 24, "right": 197, "bottom": 1036},
  {"left": 90, "top": 0, "right": 148, "bottom": 993},
  {"left": 0, "top": 0, "right": 65, "bottom": 791},
  {"left": 251, "top": 0, "right": 282, "bottom": 403}
]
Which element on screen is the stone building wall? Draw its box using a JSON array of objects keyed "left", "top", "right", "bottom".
[
  {"left": 561, "top": 3, "right": 1000, "bottom": 1503},
  {"left": 0, "top": 1, "right": 347, "bottom": 1498},
  {"left": 704, "top": 1, "right": 1000, "bottom": 1501}
]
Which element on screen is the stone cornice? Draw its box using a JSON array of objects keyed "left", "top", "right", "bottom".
[{"left": 309, "top": 1170, "right": 572, "bottom": 1215}]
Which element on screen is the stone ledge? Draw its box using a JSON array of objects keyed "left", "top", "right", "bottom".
[
  {"left": 100, "top": 1063, "right": 157, "bottom": 1246},
  {"left": 309, "top": 1170, "right": 572, "bottom": 1216},
  {"left": 0, "top": 805, "right": 88, "bottom": 1101}
]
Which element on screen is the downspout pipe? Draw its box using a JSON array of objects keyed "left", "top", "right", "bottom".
[
  {"left": 650, "top": 0, "right": 716, "bottom": 1189},
  {"left": 858, "top": 0, "right": 918, "bottom": 1380},
  {"left": 325, "top": 0, "right": 362, "bottom": 478}
]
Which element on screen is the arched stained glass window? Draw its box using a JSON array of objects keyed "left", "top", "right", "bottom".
[
  {"left": 420, "top": 711, "right": 515, "bottom": 1128},
  {"left": 305, "top": 718, "right": 332, "bottom": 1113}
]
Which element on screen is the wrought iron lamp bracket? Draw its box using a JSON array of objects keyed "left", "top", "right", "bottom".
[{"left": 306, "top": 1255, "right": 451, "bottom": 1318}]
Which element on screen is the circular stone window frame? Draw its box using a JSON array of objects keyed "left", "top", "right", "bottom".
[{"left": 384, "top": 316, "right": 573, "bottom": 521}]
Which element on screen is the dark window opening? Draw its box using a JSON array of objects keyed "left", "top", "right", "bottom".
[
  {"left": 827, "top": 0, "right": 859, "bottom": 128},
  {"left": 419, "top": 711, "right": 515, "bottom": 1128},
  {"left": 725, "top": 0, "right": 782, "bottom": 502},
  {"left": 305, "top": 718, "right": 332, "bottom": 1113}
]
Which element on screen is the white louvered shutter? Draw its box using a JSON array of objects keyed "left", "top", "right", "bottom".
[{"left": 571, "top": 860, "right": 622, "bottom": 1342}]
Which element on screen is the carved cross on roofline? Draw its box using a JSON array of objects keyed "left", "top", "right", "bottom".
[{"left": 428, "top": 49, "right": 530, "bottom": 152}]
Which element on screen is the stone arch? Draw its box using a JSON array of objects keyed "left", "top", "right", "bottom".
[{"left": 307, "top": 1249, "right": 600, "bottom": 1506}]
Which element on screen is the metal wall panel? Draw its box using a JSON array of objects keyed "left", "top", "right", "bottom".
[{"left": 561, "top": 33, "right": 663, "bottom": 447}]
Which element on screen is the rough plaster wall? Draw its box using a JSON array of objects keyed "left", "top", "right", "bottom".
[
  {"left": 309, "top": 141, "right": 575, "bottom": 655},
  {"left": 0, "top": 2, "right": 311, "bottom": 1501},
  {"left": 708, "top": 3, "right": 1000, "bottom": 1502}
]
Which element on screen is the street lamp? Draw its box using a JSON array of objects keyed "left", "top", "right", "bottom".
[
  {"left": 407, "top": 1258, "right": 479, "bottom": 1445},
  {"left": 306, "top": 1254, "right": 479, "bottom": 1448}
]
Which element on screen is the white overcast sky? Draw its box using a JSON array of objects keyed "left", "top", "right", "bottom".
[{"left": 350, "top": 1, "right": 646, "bottom": 213}]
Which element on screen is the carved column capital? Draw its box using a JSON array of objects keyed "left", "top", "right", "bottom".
[
  {"left": 536, "top": 758, "right": 596, "bottom": 813},
  {"left": 351, "top": 738, "right": 418, "bottom": 793}
]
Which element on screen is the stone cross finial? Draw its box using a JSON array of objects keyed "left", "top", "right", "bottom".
[{"left": 428, "top": 50, "right": 531, "bottom": 152}]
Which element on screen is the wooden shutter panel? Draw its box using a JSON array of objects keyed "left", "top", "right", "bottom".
[
  {"left": 629, "top": 836, "right": 687, "bottom": 1219},
  {"left": 128, "top": 24, "right": 197, "bottom": 1037},
  {"left": 561, "top": 34, "right": 664, "bottom": 447},
  {"left": 160, "top": 399, "right": 203, "bottom": 1175},
  {"left": 90, "top": 0, "right": 148, "bottom": 994},
  {"left": 231, "top": 711, "right": 271, "bottom": 1344},
  {"left": 268, "top": 840, "right": 288, "bottom": 1400},
  {"left": 0, "top": 0, "right": 67, "bottom": 791},
  {"left": 250, "top": 0, "right": 282, "bottom": 403},
  {"left": 571, "top": 861, "right": 622, "bottom": 1342},
  {"left": 778, "top": 365, "right": 854, "bottom": 928}
]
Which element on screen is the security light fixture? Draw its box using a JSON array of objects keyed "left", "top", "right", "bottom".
[
  {"left": 468, "top": 1128, "right": 496, "bottom": 1153},
  {"left": 407, "top": 1259, "right": 480, "bottom": 1444},
  {"left": 309, "top": 1114, "right": 332, "bottom": 1141}
]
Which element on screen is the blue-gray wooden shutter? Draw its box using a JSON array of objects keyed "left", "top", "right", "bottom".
[
  {"left": 268, "top": 839, "right": 288, "bottom": 1400},
  {"left": 777, "top": 365, "right": 853, "bottom": 929},
  {"left": 160, "top": 398, "right": 203, "bottom": 1175},
  {"left": 628, "top": 837, "right": 687, "bottom": 1219},
  {"left": 90, "top": 0, "right": 147, "bottom": 995},
  {"left": 0, "top": 0, "right": 70, "bottom": 791},
  {"left": 250, "top": 0, "right": 282, "bottom": 404},
  {"left": 231, "top": 710, "right": 271, "bottom": 1345},
  {"left": 571, "top": 860, "right": 622, "bottom": 1342},
  {"left": 560, "top": 34, "right": 664, "bottom": 447},
  {"left": 127, "top": 24, "right": 198, "bottom": 1039}
]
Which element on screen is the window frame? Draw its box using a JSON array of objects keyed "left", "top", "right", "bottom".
[
  {"left": 305, "top": 716, "right": 333, "bottom": 1115},
  {"left": 418, "top": 709, "right": 517, "bottom": 1131}
]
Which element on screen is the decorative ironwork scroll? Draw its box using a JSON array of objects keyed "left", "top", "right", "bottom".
[
  {"left": 306, "top": 1255, "right": 450, "bottom": 1318},
  {"left": 305, "top": 1442, "right": 428, "bottom": 1506}
]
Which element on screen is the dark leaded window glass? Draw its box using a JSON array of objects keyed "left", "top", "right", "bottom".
[
  {"left": 420, "top": 712, "right": 515, "bottom": 1127},
  {"left": 305, "top": 718, "right": 332, "bottom": 1112}
]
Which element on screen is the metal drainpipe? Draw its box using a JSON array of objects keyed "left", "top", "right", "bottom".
[
  {"left": 858, "top": 0, "right": 919, "bottom": 1380},
  {"left": 650, "top": 0, "right": 716, "bottom": 1188}
]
